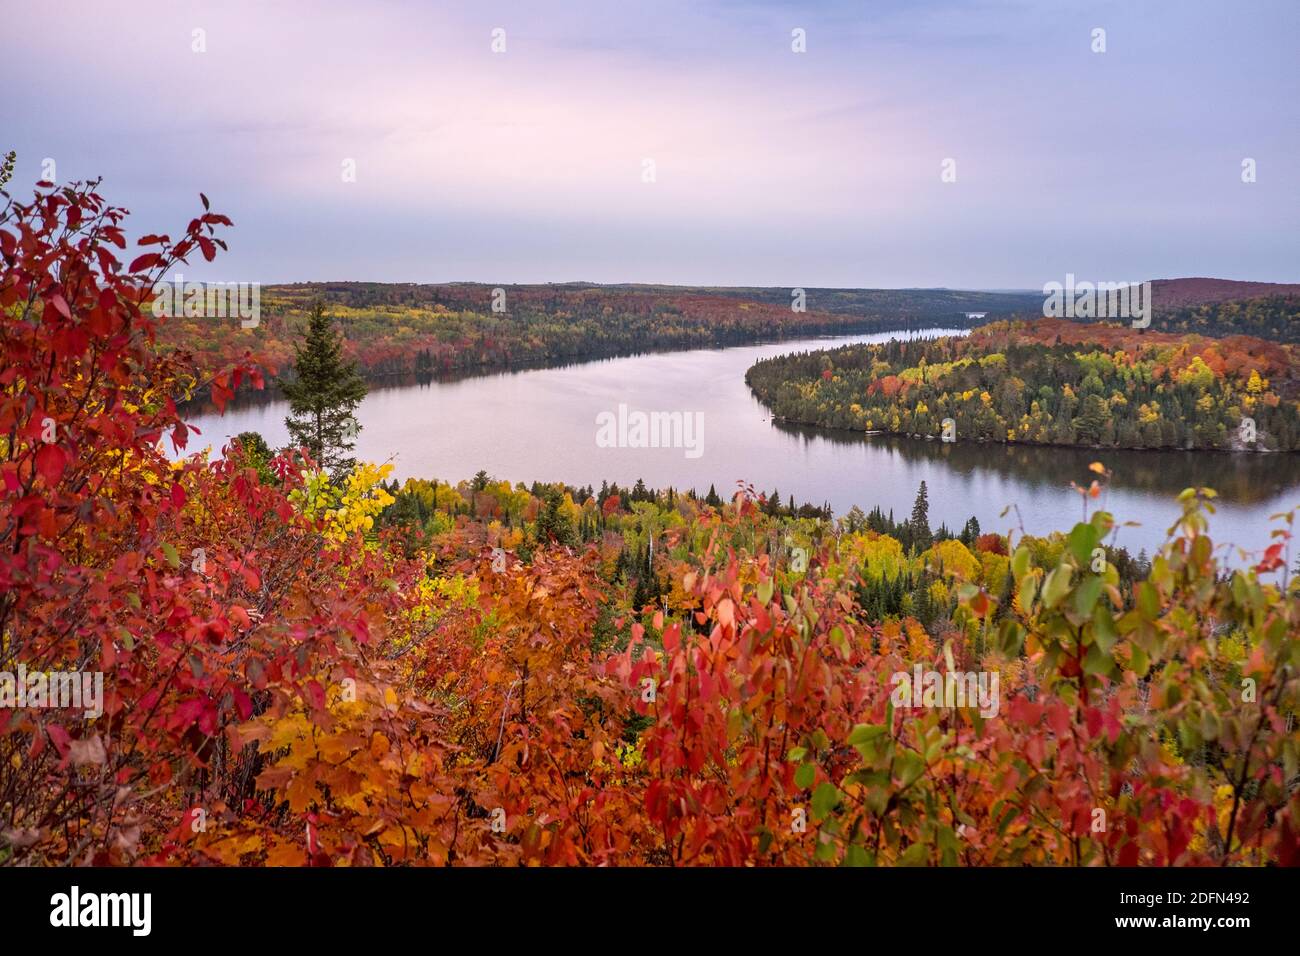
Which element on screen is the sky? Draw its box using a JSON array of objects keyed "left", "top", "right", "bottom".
[{"left": 2, "top": 0, "right": 1296, "bottom": 288}]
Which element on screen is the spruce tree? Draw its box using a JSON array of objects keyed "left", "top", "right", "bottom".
[
  {"left": 281, "top": 303, "right": 367, "bottom": 478},
  {"left": 909, "top": 480, "right": 933, "bottom": 551}
]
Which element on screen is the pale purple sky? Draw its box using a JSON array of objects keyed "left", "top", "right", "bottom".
[{"left": 2, "top": 0, "right": 1296, "bottom": 287}]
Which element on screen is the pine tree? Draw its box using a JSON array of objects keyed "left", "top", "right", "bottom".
[
  {"left": 909, "top": 480, "right": 933, "bottom": 551},
  {"left": 281, "top": 302, "right": 367, "bottom": 478},
  {"left": 536, "top": 487, "right": 573, "bottom": 546}
]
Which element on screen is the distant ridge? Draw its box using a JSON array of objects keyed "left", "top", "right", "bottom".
[{"left": 1151, "top": 277, "right": 1300, "bottom": 308}]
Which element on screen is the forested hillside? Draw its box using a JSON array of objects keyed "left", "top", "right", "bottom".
[
  {"left": 160, "top": 280, "right": 1006, "bottom": 391},
  {"left": 1148, "top": 278, "right": 1300, "bottom": 309},
  {"left": 1148, "top": 294, "right": 1299, "bottom": 342},
  {"left": 694, "top": 284, "right": 1042, "bottom": 318},
  {"left": 1038, "top": 279, "right": 1300, "bottom": 341},
  {"left": 746, "top": 318, "right": 1300, "bottom": 451}
]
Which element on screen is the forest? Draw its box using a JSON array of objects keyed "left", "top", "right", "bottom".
[
  {"left": 1131, "top": 294, "right": 1300, "bottom": 344},
  {"left": 1070, "top": 285, "right": 1300, "bottom": 344},
  {"left": 746, "top": 318, "right": 1300, "bottom": 451},
  {"left": 159, "top": 280, "right": 1014, "bottom": 396}
]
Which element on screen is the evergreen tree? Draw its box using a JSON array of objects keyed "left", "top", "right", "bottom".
[
  {"left": 233, "top": 430, "right": 274, "bottom": 484},
  {"left": 536, "top": 487, "right": 573, "bottom": 546},
  {"left": 281, "top": 302, "right": 367, "bottom": 478},
  {"left": 909, "top": 480, "right": 933, "bottom": 551}
]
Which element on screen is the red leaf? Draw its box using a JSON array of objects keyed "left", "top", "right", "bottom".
[
  {"left": 34, "top": 443, "right": 67, "bottom": 485},
  {"left": 172, "top": 698, "right": 206, "bottom": 730},
  {"left": 45, "top": 724, "right": 71, "bottom": 760},
  {"left": 1255, "top": 542, "right": 1285, "bottom": 574},
  {"left": 46, "top": 293, "right": 72, "bottom": 320},
  {"left": 232, "top": 689, "right": 253, "bottom": 721},
  {"left": 128, "top": 253, "right": 162, "bottom": 273}
]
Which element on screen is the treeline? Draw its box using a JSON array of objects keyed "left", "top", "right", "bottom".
[
  {"left": 373, "top": 469, "right": 832, "bottom": 549},
  {"left": 362, "top": 464, "right": 1153, "bottom": 627},
  {"left": 161, "top": 281, "right": 1000, "bottom": 393},
  {"left": 746, "top": 318, "right": 1300, "bottom": 451},
  {"left": 695, "top": 285, "right": 1042, "bottom": 320}
]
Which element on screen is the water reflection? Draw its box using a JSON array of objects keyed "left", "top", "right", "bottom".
[{"left": 772, "top": 422, "right": 1300, "bottom": 506}]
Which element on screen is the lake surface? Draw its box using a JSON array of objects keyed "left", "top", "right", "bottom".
[{"left": 183, "top": 329, "right": 1300, "bottom": 564}]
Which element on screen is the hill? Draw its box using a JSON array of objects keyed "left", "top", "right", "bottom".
[
  {"left": 1151, "top": 277, "right": 1300, "bottom": 308},
  {"left": 745, "top": 318, "right": 1300, "bottom": 451}
]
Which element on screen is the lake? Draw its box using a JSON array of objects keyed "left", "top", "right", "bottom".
[{"left": 183, "top": 329, "right": 1300, "bottom": 564}]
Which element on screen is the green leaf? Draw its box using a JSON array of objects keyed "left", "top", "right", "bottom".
[
  {"left": 1092, "top": 604, "right": 1119, "bottom": 651},
  {"left": 1137, "top": 582, "right": 1160, "bottom": 621},
  {"left": 811, "top": 782, "right": 841, "bottom": 819},
  {"left": 847, "top": 724, "right": 887, "bottom": 746},
  {"left": 1041, "top": 565, "right": 1072, "bottom": 610},
  {"left": 1073, "top": 575, "right": 1104, "bottom": 617},
  {"left": 160, "top": 541, "right": 180, "bottom": 569},
  {"left": 898, "top": 842, "right": 928, "bottom": 866},
  {"left": 757, "top": 579, "right": 774, "bottom": 605},
  {"left": 998, "top": 620, "right": 1025, "bottom": 657},
  {"left": 1067, "top": 523, "right": 1098, "bottom": 565},
  {"left": 842, "top": 844, "right": 872, "bottom": 867},
  {"left": 1083, "top": 640, "right": 1112, "bottom": 676},
  {"left": 795, "top": 762, "right": 816, "bottom": 790},
  {"left": 895, "top": 750, "right": 926, "bottom": 789},
  {"left": 1011, "top": 545, "right": 1030, "bottom": 580},
  {"left": 1017, "top": 574, "right": 1039, "bottom": 611}
]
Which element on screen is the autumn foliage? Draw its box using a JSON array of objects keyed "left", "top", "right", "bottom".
[
  {"left": 747, "top": 317, "right": 1300, "bottom": 450},
  {"left": 2, "top": 181, "right": 1297, "bottom": 866}
]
